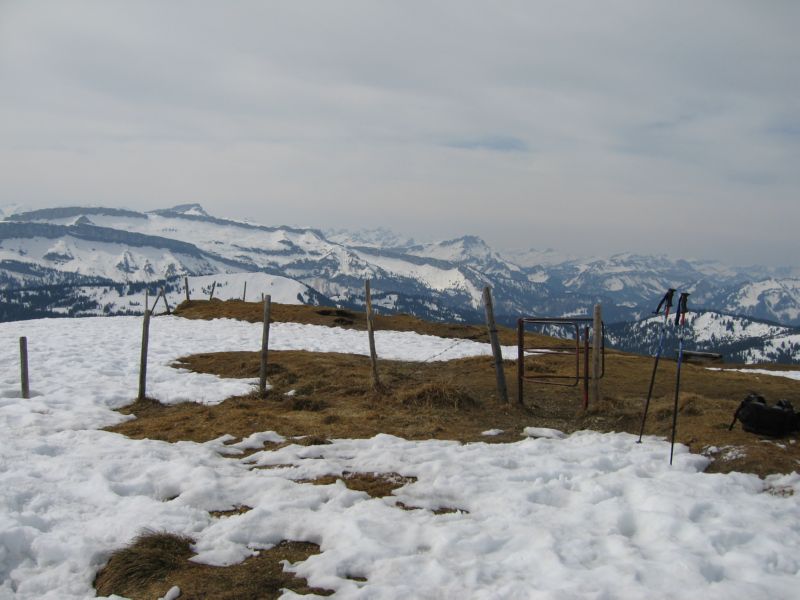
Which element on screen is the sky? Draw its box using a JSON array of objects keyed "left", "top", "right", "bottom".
[{"left": 0, "top": 1, "right": 798, "bottom": 266}]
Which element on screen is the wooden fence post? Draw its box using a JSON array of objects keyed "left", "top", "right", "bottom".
[
  {"left": 159, "top": 287, "right": 171, "bottom": 315},
  {"left": 259, "top": 295, "right": 271, "bottom": 398},
  {"left": 184, "top": 276, "right": 190, "bottom": 303},
  {"left": 243, "top": 281, "right": 247, "bottom": 302},
  {"left": 483, "top": 286, "right": 509, "bottom": 403},
  {"left": 19, "top": 336, "right": 29, "bottom": 399},
  {"left": 138, "top": 310, "right": 151, "bottom": 400},
  {"left": 209, "top": 281, "right": 216, "bottom": 300},
  {"left": 365, "top": 280, "right": 382, "bottom": 392},
  {"left": 592, "top": 303, "right": 602, "bottom": 405}
]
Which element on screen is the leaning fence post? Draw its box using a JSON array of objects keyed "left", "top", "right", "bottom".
[
  {"left": 138, "top": 310, "right": 151, "bottom": 400},
  {"left": 19, "top": 337, "right": 30, "bottom": 399},
  {"left": 259, "top": 295, "right": 271, "bottom": 398},
  {"left": 159, "top": 287, "right": 171, "bottom": 315},
  {"left": 365, "top": 280, "right": 382, "bottom": 392},
  {"left": 482, "top": 286, "right": 508, "bottom": 403},
  {"left": 592, "top": 303, "right": 602, "bottom": 404},
  {"left": 184, "top": 276, "right": 190, "bottom": 303},
  {"left": 242, "top": 281, "right": 247, "bottom": 302},
  {"left": 209, "top": 281, "right": 216, "bottom": 301}
]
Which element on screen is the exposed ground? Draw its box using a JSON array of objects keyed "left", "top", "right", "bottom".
[
  {"left": 100, "top": 299, "right": 800, "bottom": 598},
  {"left": 112, "top": 299, "right": 800, "bottom": 478},
  {"left": 94, "top": 532, "right": 332, "bottom": 599}
]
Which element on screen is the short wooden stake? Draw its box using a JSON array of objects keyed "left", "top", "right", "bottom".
[
  {"left": 365, "top": 280, "right": 382, "bottom": 392},
  {"left": 259, "top": 295, "right": 271, "bottom": 398},
  {"left": 242, "top": 281, "right": 247, "bottom": 302},
  {"left": 19, "top": 336, "right": 30, "bottom": 399},
  {"left": 138, "top": 310, "right": 151, "bottom": 400},
  {"left": 482, "top": 286, "right": 508, "bottom": 403},
  {"left": 592, "top": 303, "right": 602, "bottom": 404},
  {"left": 209, "top": 281, "right": 216, "bottom": 301},
  {"left": 184, "top": 276, "right": 190, "bottom": 302}
]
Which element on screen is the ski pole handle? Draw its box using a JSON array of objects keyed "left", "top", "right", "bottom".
[
  {"left": 654, "top": 288, "right": 676, "bottom": 315},
  {"left": 675, "top": 292, "right": 689, "bottom": 326}
]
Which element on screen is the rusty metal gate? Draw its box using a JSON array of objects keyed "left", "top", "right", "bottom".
[{"left": 517, "top": 317, "right": 605, "bottom": 409}]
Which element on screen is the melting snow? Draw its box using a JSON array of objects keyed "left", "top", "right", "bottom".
[{"left": 1, "top": 316, "right": 799, "bottom": 598}]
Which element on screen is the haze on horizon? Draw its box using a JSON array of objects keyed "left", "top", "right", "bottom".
[{"left": 1, "top": 1, "right": 798, "bottom": 268}]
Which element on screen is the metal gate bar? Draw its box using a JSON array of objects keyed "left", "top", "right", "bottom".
[{"left": 517, "top": 317, "right": 605, "bottom": 407}]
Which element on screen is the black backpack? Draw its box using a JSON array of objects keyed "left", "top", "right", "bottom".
[{"left": 728, "top": 392, "right": 800, "bottom": 437}]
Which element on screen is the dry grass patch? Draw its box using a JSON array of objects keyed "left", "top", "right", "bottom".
[
  {"left": 109, "top": 348, "right": 800, "bottom": 477},
  {"left": 110, "top": 350, "right": 531, "bottom": 445},
  {"left": 115, "top": 300, "right": 800, "bottom": 477},
  {"left": 94, "top": 531, "right": 331, "bottom": 599},
  {"left": 173, "top": 299, "right": 551, "bottom": 346},
  {"left": 397, "top": 381, "right": 479, "bottom": 410},
  {"left": 209, "top": 506, "right": 252, "bottom": 518},
  {"left": 300, "top": 472, "right": 417, "bottom": 498}
]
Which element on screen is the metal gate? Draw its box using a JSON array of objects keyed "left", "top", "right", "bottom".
[{"left": 517, "top": 317, "right": 605, "bottom": 409}]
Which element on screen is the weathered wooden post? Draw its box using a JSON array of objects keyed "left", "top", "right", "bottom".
[
  {"left": 144, "top": 289, "right": 149, "bottom": 312},
  {"left": 592, "top": 303, "right": 602, "bottom": 404},
  {"left": 138, "top": 310, "right": 151, "bottom": 400},
  {"left": 159, "top": 287, "right": 171, "bottom": 315},
  {"left": 259, "top": 295, "right": 271, "bottom": 398},
  {"left": 365, "top": 279, "right": 382, "bottom": 392},
  {"left": 19, "top": 336, "right": 29, "bottom": 399},
  {"left": 482, "top": 286, "right": 508, "bottom": 403},
  {"left": 242, "top": 281, "right": 247, "bottom": 302},
  {"left": 209, "top": 281, "right": 216, "bottom": 300},
  {"left": 184, "top": 276, "right": 190, "bottom": 303}
]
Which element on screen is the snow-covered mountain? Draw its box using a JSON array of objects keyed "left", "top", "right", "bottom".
[
  {"left": 3, "top": 205, "right": 800, "bottom": 349},
  {"left": 606, "top": 311, "right": 800, "bottom": 364}
]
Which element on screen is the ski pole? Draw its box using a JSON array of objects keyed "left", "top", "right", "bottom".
[
  {"left": 669, "top": 292, "right": 690, "bottom": 465},
  {"left": 637, "top": 288, "right": 676, "bottom": 443}
]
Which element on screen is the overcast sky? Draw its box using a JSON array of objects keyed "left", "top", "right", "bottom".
[{"left": 1, "top": 1, "right": 798, "bottom": 266}]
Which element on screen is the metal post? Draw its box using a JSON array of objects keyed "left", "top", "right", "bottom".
[
  {"left": 592, "top": 304, "right": 602, "bottom": 404},
  {"left": 583, "top": 326, "right": 590, "bottom": 410},
  {"left": 517, "top": 319, "right": 524, "bottom": 405}
]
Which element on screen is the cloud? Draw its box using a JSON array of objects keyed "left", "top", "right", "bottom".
[
  {"left": 0, "top": 0, "right": 798, "bottom": 266},
  {"left": 445, "top": 135, "right": 529, "bottom": 153}
]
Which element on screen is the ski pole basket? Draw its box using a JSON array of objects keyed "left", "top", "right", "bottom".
[{"left": 516, "top": 317, "right": 605, "bottom": 407}]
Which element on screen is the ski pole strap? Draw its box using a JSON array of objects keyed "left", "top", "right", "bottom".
[
  {"left": 675, "top": 292, "right": 690, "bottom": 326},
  {"left": 654, "top": 288, "right": 676, "bottom": 315}
]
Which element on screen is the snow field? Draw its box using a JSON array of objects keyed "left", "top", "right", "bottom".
[{"left": 0, "top": 316, "right": 799, "bottom": 598}]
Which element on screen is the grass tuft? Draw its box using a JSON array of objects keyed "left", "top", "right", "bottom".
[
  {"left": 94, "top": 531, "right": 193, "bottom": 597},
  {"left": 397, "top": 381, "right": 478, "bottom": 410}
]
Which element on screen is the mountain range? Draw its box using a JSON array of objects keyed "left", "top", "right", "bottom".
[{"left": 2, "top": 203, "right": 799, "bottom": 363}]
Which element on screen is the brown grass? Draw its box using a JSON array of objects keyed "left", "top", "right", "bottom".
[
  {"left": 96, "top": 301, "right": 800, "bottom": 596},
  {"left": 172, "top": 299, "right": 550, "bottom": 346},
  {"left": 300, "top": 472, "right": 417, "bottom": 498},
  {"left": 94, "top": 531, "right": 331, "bottom": 599},
  {"left": 109, "top": 300, "right": 800, "bottom": 480}
]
